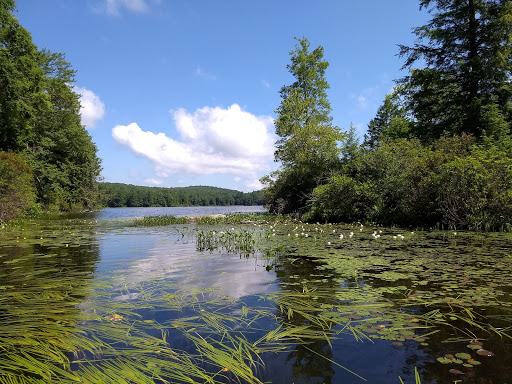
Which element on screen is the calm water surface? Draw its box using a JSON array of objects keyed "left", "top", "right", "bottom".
[
  {"left": 89, "top": 205, "right": 267, "bottom": 220},
  {"left": 1, "top": 207, "right": 511, "bottom": 383}
]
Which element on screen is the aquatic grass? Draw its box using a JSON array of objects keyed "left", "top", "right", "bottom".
[
  {"left": 398, "top": 367, "right": 422, "bottom": 384},
  {"left": 197, "top": 229, "right": 257, "bottom": 256},
  {"left": 2, "top": 218, "right": 512, "bottom": 382},
  {"left": 132, "top": 215, "right": 189, "bottom": 226},
  {"left": 194, "top": 213, "right": 292, "bottom": 225}
]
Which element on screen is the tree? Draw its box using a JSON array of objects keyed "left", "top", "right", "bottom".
[
  {"left": 399, "top": 0, "right": 512, "bottom": 143},
  {"left": 0, "top": 2, "right": 102, "bottom": 211},
  {"left": 27, "top": 50, "right": 102, "bottom": 210},
  {"left": 364, "top": 88, "right": 412, "bottom": 149},
  {"left": 263, "top": 37, "right": 344, "bottom": 214},
  {"left": 0, "top": 0, "right": 45, "bottom": 152}
]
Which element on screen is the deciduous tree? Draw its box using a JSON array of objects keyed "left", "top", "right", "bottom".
[{"left": 263, "top": 37, "right": 343, "bottom": 214}]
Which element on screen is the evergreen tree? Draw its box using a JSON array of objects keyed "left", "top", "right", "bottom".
[
  {"left": 364, "top": 88, "right": 412, "bottom": 149},
  {"left": 399, "top": 0, "right": 512, "bottom": 142}
]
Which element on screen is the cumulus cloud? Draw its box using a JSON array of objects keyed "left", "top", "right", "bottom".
[
  {"left": 144, "top": 178, "right": 162, "bottom": 186},
  {"left": 75, "top": 86, "right": 105, "bottom": 128},
  {"left": 246, "top": 178, "right": 264, "bottom": 191},
  {"left": 112, "top": 104, "right": 275, "bottom": 180}
]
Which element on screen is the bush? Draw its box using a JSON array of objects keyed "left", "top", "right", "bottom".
[
  {"left": 305, "top": 135, "right": 512, "bottom": 230},
  {"left": 306, "top": 174, "right": 375, "bottom": 223},
  {"left": 0, "top": 152, "right": 39, "bottom": 222},
  {"left": 435, "top": 146, "right": 512, "bottom": 230}
]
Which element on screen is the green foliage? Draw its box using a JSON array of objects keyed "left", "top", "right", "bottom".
[
  {"left": 0, "top": 151, "right": 39, "bottom": 221},
  {"left": 399, "top": 0, "right": 512, "bottom": 142},
  {"left": 307, "top": 136, "right": 512, "bottom": 230},
  {"left": 305, "top": 174, "right": 375, "bottom": 223},
  {"left": 0, "top": 0, "right": 45, "bottom": 152},
  {"left": 132, "top": 215, "right": 189, "bottom": 226},
  {"left": 100, "top": 183, "right": 264, "bottom": 207},
  {"left": 435, "top": 144, "right": 512, "bottom": 230},
  {"left": 364, "top": 88, "right": 412, "bottom": 149},
  {"left": 340, "top": 124, "right": 361, "bottom": 163},
  {"left": 263, "top": 37, "right": 344, "bottom": 214},
  {"left": 0, "top": 3, "right": 102, "bottom": 212}
]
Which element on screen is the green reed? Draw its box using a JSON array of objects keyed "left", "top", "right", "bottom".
[
  {"left": 196, "top": 229, "right": 256, "bottom": 256},
  {"left": 132, "top": 215, "right": 189, "bottom": 226}
]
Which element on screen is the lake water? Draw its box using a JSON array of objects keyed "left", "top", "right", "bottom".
[{"left": 1, "top": 207, "right": 511, "bottom": 383}]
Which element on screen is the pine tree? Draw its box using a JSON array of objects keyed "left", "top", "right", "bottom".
[{"left": 399, "top": 0, "right": 512, "bottom": 142}]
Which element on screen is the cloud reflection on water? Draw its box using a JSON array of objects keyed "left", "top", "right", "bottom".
[{"left": 100, "top": 228, "right": 276, "bottom": 300}]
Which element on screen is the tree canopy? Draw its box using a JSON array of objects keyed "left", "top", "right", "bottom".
[
  {"left": 100, "top": 183, "right": 264, "bottom": 208},
  {"left": 0, "top": 1, "right": 101, "bottom": 217},
  {"left": 398, "top": 0, "right": 512, "bottom": 143},
  {"left": 263, "top": 37, "right": 343, "bottom": 214}
]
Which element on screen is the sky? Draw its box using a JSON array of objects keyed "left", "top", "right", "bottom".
[{"left": 14, "top": 0, "right": 430, "bottom": 192}]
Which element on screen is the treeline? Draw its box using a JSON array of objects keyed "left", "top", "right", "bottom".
[
  {"left": 100, "top": 183, "right": 265, "bottom": 207},
  {"left": 263, "top": 1, "right": 512, "bottom": 231},
  {"left": 0, "top": 1, "right": 101, "bottom": 221}
]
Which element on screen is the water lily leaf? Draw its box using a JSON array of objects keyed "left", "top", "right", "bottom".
[
  {"left": 476, "top": 349, "right": 494, "bottom": 356},
  {"left": 467, "top": 344, "right": 482, "bottom": 350},
  {"left": 449, "top": 369, "right": 465, "bottom": 375},
  {"left": 437, "top": 357, "right": 453, "bottom": 364},
  {"left": 455, "top": 353, "right": 471, "bottom": 360},
  {"left": 468, "top": 360, "right": 481, "bottom": 365}
]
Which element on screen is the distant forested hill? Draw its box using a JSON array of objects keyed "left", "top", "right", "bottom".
[{"left": 99, "top": 183, "right": 265, "bottom": 207}]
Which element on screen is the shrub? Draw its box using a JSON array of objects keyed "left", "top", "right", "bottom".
[
  {"left": 306, "top": 174, "right": 375, "bottom": 223},
  {"left": 0, "top": 152, "right": 39, "bottom": 222},
  {"left": 305, "top": 135, "right": 512, "bottom": 230}
]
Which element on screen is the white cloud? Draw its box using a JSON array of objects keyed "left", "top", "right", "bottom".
[
  {"left": 246, "top": 178, "right": 264, "bottom": 191},
  {"left": 112, "top": 104, "right": 275, "bottom": 180},
  {"left": 234, "top": 177, "right": 241, "bottom": 182},
  {"left": 195, "top": 66, "right": 216, "bottom": 80},
  {"left": 358, "top": 95, "right": 368, "bottom": 109},
  {"left": 75, "top": 86, "right": 105, "bottom": 128},
  {"left": 104, "top": 0, "right": 149, "bottom": 15},
  {"left": 144, "top": 178, "right": 162, "bottom": 186}
]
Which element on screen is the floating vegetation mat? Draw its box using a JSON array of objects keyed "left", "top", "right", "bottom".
[{"left": 0, "top": 218, "right": 511, "bottom": 383}]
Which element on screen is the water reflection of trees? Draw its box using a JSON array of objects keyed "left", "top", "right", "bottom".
[{"left": 274, "top": 255, "right": 341, "bottom": 384}]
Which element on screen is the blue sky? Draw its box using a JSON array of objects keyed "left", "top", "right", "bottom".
[{"left": 15, "top": 0, "right": 429, "bottom": 191}]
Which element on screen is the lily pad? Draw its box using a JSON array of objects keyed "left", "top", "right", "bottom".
[
  {"left": 437, "top": 357, "right": 453, "bottom": 364},
  {"left": 476, "top": 349, "right": 494, "bottom": 356},
  {"left": 449, "top": 369, "right": 465, "bottom": 375}
]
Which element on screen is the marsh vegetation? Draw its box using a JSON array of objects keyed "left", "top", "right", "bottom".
[{"left": 0, "top": 212, "right": 511, "bottom": 383}]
